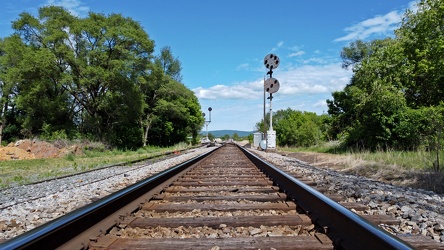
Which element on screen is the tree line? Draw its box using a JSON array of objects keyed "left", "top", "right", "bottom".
[
  {"left": 257, "top": 0, "right": 444, "bottom": 165},
  {"left": 0, "top": 6, "right": 204, "bottom": 148},
  {"left": 328, "top": 0, "right": 444, "bottom": 154}
]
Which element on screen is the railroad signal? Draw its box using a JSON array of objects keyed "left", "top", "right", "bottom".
[
  {"left": 262, "top": 54, "right": 280, "bottom": 151},
  {"left": 264, "top": 54, "right": 280, "bottom": 70},
  {"left": 264, "top": 77, "right": 280, "bottom": 94}
]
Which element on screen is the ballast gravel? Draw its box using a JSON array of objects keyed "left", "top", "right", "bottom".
[
  {"left": 1, "top": 144, "right": 444, "bottom": 245},
  {"left": 251, "top": 148, "right": 444, "bottom": 244},
  {"left": 0, "top": 147, "right": 214, "bottom": 240}
]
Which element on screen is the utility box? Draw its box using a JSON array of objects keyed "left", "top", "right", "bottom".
[
  {"left": 267, "top": 130, "right": 276, "bottom": 149},
  {"left": 253, "top": 132, "right": 263, "bottom": 149}
]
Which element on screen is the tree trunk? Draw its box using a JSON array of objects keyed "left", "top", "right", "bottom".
[
  {"left": 0, "top": 122, "right": 3, "bottom": 145},
  {"left": 142, "top": 113, "right": 152, "bottom": 147}
]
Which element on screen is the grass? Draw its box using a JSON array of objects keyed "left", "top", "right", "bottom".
[
  {"left": 280, "top": 141, "right": 444, "bottom": 194},
  {"left": 282, "top": 141, "right": 444, "bottom": 171},
  {"left": 0, "top": 142, "right": 190, "bottom": 189}
]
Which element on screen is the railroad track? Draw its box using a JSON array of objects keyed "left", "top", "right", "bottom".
[{"left": 0, "top": 143, "right": 442, "bottom": 249}]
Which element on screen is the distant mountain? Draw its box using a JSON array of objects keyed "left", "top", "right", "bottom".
[{"left": 201, "top": 130, "right": 254, "bottom": 138}]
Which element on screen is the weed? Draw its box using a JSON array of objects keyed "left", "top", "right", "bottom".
[{"left": 64, "top": 153, "right": 75, "bottom": 161}]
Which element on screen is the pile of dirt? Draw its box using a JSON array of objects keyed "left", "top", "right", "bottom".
[
  {"left": 0, "top": 147, "right": 35, "bottom": 160},
  {"left": 0, "top": 139, "right": 83, "bottom": 161}
]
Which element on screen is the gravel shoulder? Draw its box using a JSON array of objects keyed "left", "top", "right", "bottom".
[{"left": 1, "top": 145, "right": 444, "bottom": 245}]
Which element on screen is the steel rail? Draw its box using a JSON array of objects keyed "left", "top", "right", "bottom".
[
  {"left": 0, "top": 146, "right": 219, "bottom": 250},
  {"left": 238, "top": 145, "right": 414, "bottom": 250}
]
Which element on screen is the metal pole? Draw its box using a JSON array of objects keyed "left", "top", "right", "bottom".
[
  {"left": 206, "top": 123, "right": 208, "bottom": 140},
  {"left": 205, "top": 107, "right": 212, "bottom": 142},
  {"left": 269, "top": 94, "right": 273, "bottom": 131},
  {"left": 263, "top": 76, "right": 266, "bottom": 140}
]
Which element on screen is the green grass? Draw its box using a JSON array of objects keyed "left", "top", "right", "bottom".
[
  {"left": 0, "top": 142, "right": 190, "bottom": 189},
  {"left": 347, "top": 149, "right": 443, "bottom": 170},
  {"left": 280, "top": 141, "right": 444, "bottom": 171}
]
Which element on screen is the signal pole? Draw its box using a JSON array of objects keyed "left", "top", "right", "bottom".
[{"left": 262, "top": 54, "right": 280, "bottom": 151}]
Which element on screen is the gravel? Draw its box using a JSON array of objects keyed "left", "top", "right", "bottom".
[
  {"left": 1, "top": 144, "right": 444, "bottom": 245},
  {"left": 251, "top": 148, "right": 444, "bottom": 243},
  {"left": 0, "top": 146, "right": 215, "bottom": 240}
]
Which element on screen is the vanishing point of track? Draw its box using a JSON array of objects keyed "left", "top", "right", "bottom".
[{"left": 1, "top": 143, "right": 441, "bottom": 249}]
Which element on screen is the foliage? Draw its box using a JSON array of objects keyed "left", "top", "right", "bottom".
[
  {"left": 396, "top": 0, "right": 444, "bottom": 108},
  {"left": 325, "top": 0, "right": 444, "bottom": 171},
  {"left": 0, "top": 6, "right": 203, "bottom": 148},
  {"left": 256, "top": 108, "right": 327, "bottom": 147}
]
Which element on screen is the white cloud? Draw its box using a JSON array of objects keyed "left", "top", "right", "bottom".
[
  {"left": 335, "top": 1, "right": 419, "bottom": 42},
  {"left": 288, "top": 51, "right": 305, "bottom": 57},
  {"left": 236, "top": 63, "right": 250, "bottom": 71},
  {"left": 45, "top": 0, "right": 89, "bottom": 17},
  {"left": 334, "top": 10, "right": 403, "bottom": 42},
  {"left": 193, "top": 81, "right": 263, "bottom": 100},
  {"left": 313, "top": 99, "right": 327, "bottom": 108},
  {"left": 334, "top": 0, "right": 421, "bottom": 42},
  {"left": 271, "top": 41, "right": 284, "bottom": 52},
  {"left": 279, "top": 63, "right": 351, "bottom": 94},
  {"left": 194, "top": 63, "right": 352, "bottom": 101}
]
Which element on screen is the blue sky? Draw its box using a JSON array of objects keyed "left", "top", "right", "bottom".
[{"left": 0, "top": 0, "right": 417, "bottom": 131}]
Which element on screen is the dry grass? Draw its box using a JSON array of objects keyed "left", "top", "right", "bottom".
[{"left": 281, "top": 150, "right": 444, "bottom": 194}]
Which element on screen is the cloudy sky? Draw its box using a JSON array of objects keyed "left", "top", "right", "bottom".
[{"left": 0, "top": 0, "right": 417, "bottom": 131}]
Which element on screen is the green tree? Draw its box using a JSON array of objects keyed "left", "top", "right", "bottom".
[
  {"left": 140, "top": 47, "right": 202, "bottom": 146},
  {"left": 396, "top": 0, "right": 444, "bottom": 107},
  {"left": 10, "top": 6, "right": 154, "bottom": 147},
  {"left": 155, "top": 46, "right": 182, "bottom": 82},
  {"left": 272, "top": 108, "right": 323, "bottom": 147},
  {"left": 147, "top": 79, "right": 203, "bottom": 146},
  {"left": 0, "top": 36, "right": 24, "bottom": 143},
  {"left": 1, "top": 6, "right": 204, "bottom": 148},
  {"left": 418, "top": 105, "right": 444, "bottom": 171},
  {"left": 340, "top": 40, "right": 372, "bottom": 70},
  {"left": 328, "top": 38, "right": 414, "bottom": 150},
  {"left": 233, "top": 133, "right": 240, "bottom": 141}
]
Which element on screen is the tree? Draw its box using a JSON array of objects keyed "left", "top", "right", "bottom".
[
  {"left": 396, "top": 0, "right": 444, "bottom": 107},
  {"left": 0, "top": 6, "right": 204, "bottom": 148},
  {"left": 9, "top": 6, "right": 154, "bottom": 146},
  {"left": 155, "top": 46, "right": 182, "bottom": 82},
  {"left": 327, "top": 37, "right": 420, "bottom": 150},
  {"left": 233, "top": 133, "right": 240, "bottom": 141},
  {"left": 0, "top": 36, "right": 23, "bottom": 144},
  {"left": 140, "top": 46, "right": 202, "bottom": 147},
  {"left": 340, "top": 40, "right": 372, "bottom": 70},
  {"left": 146, "top": 79, "right": 203, "bottom": 146},
  {"left": 222, "top": 134, "right": 230, "bottom": 141},
  {"left": 270, "top": 108, "right": 323, "bottom": 147}
]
